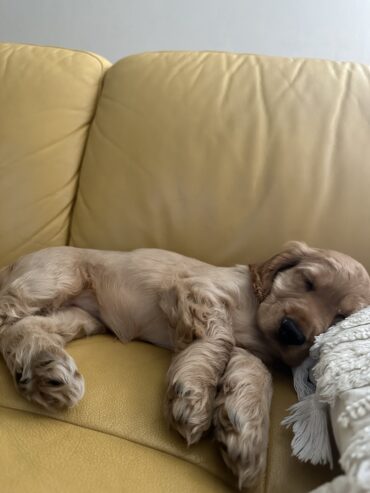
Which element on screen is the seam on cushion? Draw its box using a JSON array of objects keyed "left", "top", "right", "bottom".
[
  {"left": 112, "top": 50, "right": 361, "bottom": 70},
  {"left": 0, "top": 403, "right": 236, "bottom": 490},
  {"left": 2, "top": 42, "right": 111, "bottom": 71},
  {"left": 65, "top": 58, "right": 110, "bottom": 246}
]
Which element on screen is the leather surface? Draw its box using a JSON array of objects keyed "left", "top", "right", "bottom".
[
  {"left": 0, "top": 336, "right": 335, "bottom": 493},
  {"left": 0, "top": 43, "right": 110, "bottom": 266},
  {"left": 71, "top": 51, "right": 370, "bottom": 270},
  {"left": 0, "top": 338, "right": 234, "bottom": 487},
  {"left": 0, "top": 410, "right": 235, "bottom": 493}
]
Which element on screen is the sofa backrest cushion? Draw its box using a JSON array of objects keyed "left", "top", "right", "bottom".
[
  {"left": 71, "top": 52, "right": 370, "bottom": 268},
  {"left": 0, "top": 43, "right": 110, "bottom": 266}
]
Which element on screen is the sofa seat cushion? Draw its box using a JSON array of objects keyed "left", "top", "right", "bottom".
[
  {"left": 0, "top": 336, "right": 335, "bottom": 492},
  {"left": 1, "top": 408, "right": 236, "bottom": 493}
]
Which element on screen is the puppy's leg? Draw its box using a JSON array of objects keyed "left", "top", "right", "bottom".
[
  {"left": 0, "top": 307, "right": 104, "bottom": 410},
  {"left": 163, "top": 286, "right": 235, "bottom": 445},
  {"left": 213, "top": 347, "right": 272, "bottom": 489},
  {"left": 0, "top": 248, "right": 84, "bottom": 327}
]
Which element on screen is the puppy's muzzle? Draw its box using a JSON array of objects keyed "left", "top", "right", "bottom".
[{"left": 278, "top": 318, "right": 306, "bottom": 346}]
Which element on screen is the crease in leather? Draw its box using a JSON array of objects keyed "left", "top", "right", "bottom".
[
  {"left": 273, "top": 60, "right": 307, "bottom": 104},
  {"left": 254, "top": 58, "right": 272, "bottom": 124},
  {"left": 0, "top": 45, "right": 12, "bottom": 78},
  {"left": 163, "top": 54, "right": 197, "bottom": 87},
  {"left": 97, "top": 95, "right": 164, "bottom": 161},
  {"left": 216, "top": 56, "right": 239, "bottom": 110},
  {"left": 351, "top": 65, "right": 370, "bottom": 126},
  {"left": 31, "top": 172, "right": 80, "bottom": 206},
  {"left": 1, "top": 123, "right": 88, "bottom": 170},
  {"left": 31, "top": 219, "right": 69, "bottom": 251},
  {"left": 249, "top": 59, "right": 271, "bottom": 201},
  {"left": 186, "top": 55, "right": 210, "bottom": 94},
  {"left": 3, "top": 202, "right": 72, "bottom": 260},
  {"left": 307, "top": 67, "right": 350, "bottom": 237},
  {"left": 89, "top": 115, "right": 159, "bottom": 190},
  {"left": 73, "top": 186, "right": 95, "bottom": 225},
  {"left": 93, "top": 118, "right": 129, "bottom": 157},
  {"left": 0, "top": 403, "right": 235, "bottom": 489},
  {"left": 102, "top": 93, "right": 150, "bottom": 119},
  {"left": 327, "top": 66, "right": 350, "bottom": 153}
]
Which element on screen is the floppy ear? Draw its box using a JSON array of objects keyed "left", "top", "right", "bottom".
[{"left": 249, "top": 241, "right": 311, "bottom": 302}]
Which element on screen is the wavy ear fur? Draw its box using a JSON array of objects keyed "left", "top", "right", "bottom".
[{"left": 249, "top": 242, "right": 311, "bottom": 302}]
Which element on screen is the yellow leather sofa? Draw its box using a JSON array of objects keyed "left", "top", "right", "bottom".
[{"left": 2, "top": 42, "right": 370, "bottom": 492}]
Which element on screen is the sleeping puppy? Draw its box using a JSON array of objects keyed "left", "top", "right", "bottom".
[{"left": 0, "top": 241, "right": 369, "bottom": 488}]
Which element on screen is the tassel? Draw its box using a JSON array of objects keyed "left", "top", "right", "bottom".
[
  {"left": 292, "top": 356, "right": 316, "bottom": 400},
  {"left": 282, "top": 393, "right": 333, "bottom": 467}
]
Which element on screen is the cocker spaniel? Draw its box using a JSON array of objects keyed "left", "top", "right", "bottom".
[{"left": 0, "top": 241, "right": 369, "bottom": 488}]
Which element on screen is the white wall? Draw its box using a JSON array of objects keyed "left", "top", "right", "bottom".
[{"left": 1, "top": 0, "right": 370, "bottom": 64}]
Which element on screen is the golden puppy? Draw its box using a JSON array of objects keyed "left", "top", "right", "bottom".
[{"left": 0, "top": 241, "right": 369, "bottom": 488}]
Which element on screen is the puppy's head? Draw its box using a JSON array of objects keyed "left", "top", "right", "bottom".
[{"left": 250, "top": 241, "right": 370, "bottom": 366}]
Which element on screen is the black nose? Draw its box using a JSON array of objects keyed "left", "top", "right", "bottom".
[{"left": 278, "top": 318, "right": 306, "bottom": 346}]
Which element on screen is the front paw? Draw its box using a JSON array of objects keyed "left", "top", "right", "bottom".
[
  {"left": 12, "top": 346, "right": 84, "bottom": 411},
  {"left": 165, "top": 377, "right": 216, "bottom": 445},
  {"left": 213, "top": 389, "right": 270, "bottom": 489}
]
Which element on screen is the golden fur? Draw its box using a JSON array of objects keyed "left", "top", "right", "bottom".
[{"left": 0, "top": 241, "right": 369, "bottom": 488}]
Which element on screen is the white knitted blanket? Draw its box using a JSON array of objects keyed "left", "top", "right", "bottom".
[{"left": 282, "top": 306, "right": 370, "bottom": 493}]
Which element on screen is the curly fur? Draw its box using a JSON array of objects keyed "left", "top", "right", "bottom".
[
  {"left": 214, "top": 347, "right": 272, "bottom": 488},
  {"left": 0, "top": 242, "right": 369, "bottom": 489}
]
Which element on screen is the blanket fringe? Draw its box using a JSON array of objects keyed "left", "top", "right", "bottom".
[{"left": 282, "top": 393, "right": 333, "bottom": 467}]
